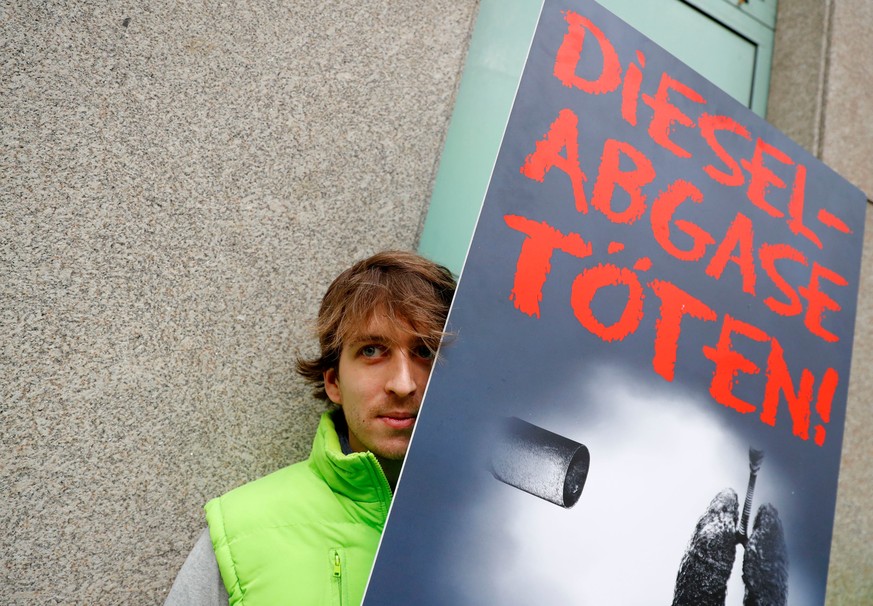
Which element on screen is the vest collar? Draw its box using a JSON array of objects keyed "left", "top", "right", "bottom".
[{"left": 309, "top": 411, "right": 393, "bottom": 511}]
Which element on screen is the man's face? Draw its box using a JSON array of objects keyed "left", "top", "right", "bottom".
[{"left": 323, "top": 313, "right": 435, "bottom": 461}]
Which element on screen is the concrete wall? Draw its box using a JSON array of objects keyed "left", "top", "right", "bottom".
[
  {"left": 769, "top": 1, "right": 873, "bottom": 603},
  {"left": 1, "top": 1, "right": 477, "bottom": 602}
]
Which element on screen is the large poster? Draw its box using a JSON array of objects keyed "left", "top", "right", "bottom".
[{"left": 365, "top": 1, "right": 866, "bottom": 604}]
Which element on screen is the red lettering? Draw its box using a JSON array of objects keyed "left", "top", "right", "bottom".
[
  {"left": 650, "top": 179, "right": 714, "bottom": 262},
  {"left": 762, "top": 340, "right": 839, "bottom": 446},
  {"left": 705, "top": 213, "right": 757, "bottom": 295},
  {"left": 621, "top": 51, "right": 645, "bottom": 126},
  {"left": 814, "top": 368, "right": 839, "bottom": 446},
  {"left": 520, "top": 109, "right": 589, "bottom": 213},
  {"left": 554, "top": 11, "right": 622, "bottom": 94},
  {"left": 799, "top": 262, "right": 848, "bottom": 342},
  {"left": 643, "top": 72, "right": 706, "bottom": 158},
  {"left": 759, "top": 243, "right": 807, "bottom": 316},
  {"left": 818, "top": 208, "right": 852, "bottom": 234},
  {"left": 591, "top": 139, "right": 656, "bottom": 224},
  {"left": 786, "top": 164, "right": 824, "bottom": 248},
  {"left": 703, "top": 315, "right": 770, "bottom": 414},
  {"left": 699, "top": 113, "right": 751, "bottom": 186},
  {"left": 504, "top": 215, "right": 593, "bottom": 318},
  {"left": 649, "top": 279, "right": 717, "bottom": 381},
  {"left": 740, "top": 138, "right": 793, "bottom": 218},
  {"left": 570, "top": 264, "right": 644, "bottom": 342},
  {"left": 761, "top": 338, "right": 815, "bottom": 439}
]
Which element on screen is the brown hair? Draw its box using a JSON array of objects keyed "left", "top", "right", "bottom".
[{"left": 296, "top": 250, "right": 456, "bottom": 401}]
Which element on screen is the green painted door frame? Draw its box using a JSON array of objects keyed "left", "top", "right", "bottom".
[{"left": 419, "top": 0, "right": 778, "bottom": 275}]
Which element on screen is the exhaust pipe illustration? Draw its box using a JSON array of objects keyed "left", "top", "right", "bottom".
[{"left": 489, "top": 416, "right": 590, "bottom": 508}]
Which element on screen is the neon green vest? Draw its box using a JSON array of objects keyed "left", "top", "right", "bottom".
[{"left": 205, "top": 412, "right": 392, "bottom": 605}]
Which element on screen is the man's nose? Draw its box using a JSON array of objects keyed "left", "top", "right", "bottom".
[{"left": 385, "top": 353, "right": 418, "bottom": 397}]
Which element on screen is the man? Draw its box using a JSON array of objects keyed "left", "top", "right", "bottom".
[{"left": 166, "top": 250, "right": 456, "bottom": 605}]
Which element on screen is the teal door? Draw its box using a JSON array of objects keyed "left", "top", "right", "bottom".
[{"left": 419, "top": 0, "right": 778, "bottom": 275}]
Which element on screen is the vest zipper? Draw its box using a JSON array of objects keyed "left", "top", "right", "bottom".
[{"left": 331, "top": 548, "right": 344, "bottom": 606}]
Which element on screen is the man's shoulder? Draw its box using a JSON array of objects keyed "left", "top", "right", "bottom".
[
  {"left": 205, "top": 412, "right": 375, "bottom": 531},
  {"left": 233, "top": 458, "right": 319, "bottom": 495},
  {"left": 206, "top": 458, "right": 327, "bottom": 521}
]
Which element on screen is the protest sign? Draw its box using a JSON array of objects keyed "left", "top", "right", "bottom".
[{"left": 365, "top": 1, "right": 866, "bottom": 603}]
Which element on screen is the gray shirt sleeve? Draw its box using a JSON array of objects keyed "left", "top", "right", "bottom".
[{"left": 164, "top": 528, "right": 229, "bottom": 606}]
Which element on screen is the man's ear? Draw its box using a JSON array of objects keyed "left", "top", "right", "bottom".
[{"left": 324, "top": 368, "right": 342, "bottom": 405}]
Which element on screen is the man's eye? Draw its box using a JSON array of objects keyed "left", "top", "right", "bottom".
[
  {"left": 414, "top": 345, "right": 435, "bottom": 360},
  {"left": 360, "top": 345, "right": 384, "bottom": 358}
]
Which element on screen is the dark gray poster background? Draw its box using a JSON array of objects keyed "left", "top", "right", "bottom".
[{"left": 364, "top": 1, "right": 866, "bottom": 604}]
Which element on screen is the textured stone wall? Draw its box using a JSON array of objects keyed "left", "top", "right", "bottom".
[
  {"left": 769, "top": 1, "right": 873, "bottom": 604},
  {"left": 819, "top": 1, "right": 873, "bottom": 603},
  {"left": 1, "top": 1, "right": 477, "bottom": 602}
]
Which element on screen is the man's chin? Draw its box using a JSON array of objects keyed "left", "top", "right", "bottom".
[{"left": 370, "top": 441, "right": 411, "bottom": 462}]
